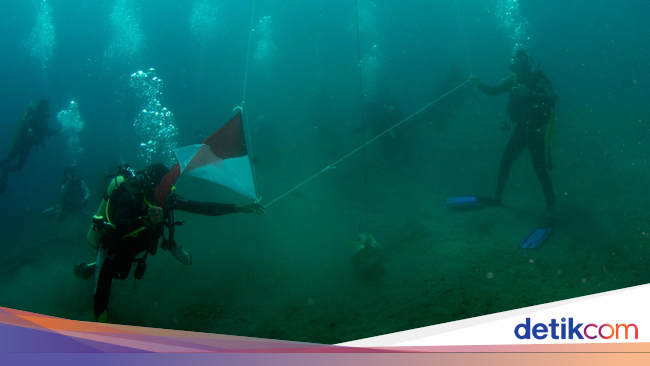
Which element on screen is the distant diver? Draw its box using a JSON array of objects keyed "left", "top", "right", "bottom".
[
  {"left": 75, "top": 163, "right": 264, "bottom": 323},
  {"left": 469, "top": 47, "right": 558, "bottom": 218},
  {"left": 0, "top": 100, "right": 60, "bottom": 194},
  {"left": 49, "top": 166, "right": 90, "bottom": 221},
  {"left": 447, "top": 47, "right": 558, "bottom": 248}
]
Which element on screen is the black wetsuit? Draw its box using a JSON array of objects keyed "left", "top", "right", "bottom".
[
  {"left": 92, "top": 178, "right": 237, "bottom": 320},
  {"left": 0, "top": 109, "right": 51, "bottom": 171},
  {"left": 478, "top": 72, "right": 556, "bottom": 212},
  {"left": 0, "top": 106, "right": 54, "bottom": 194}
]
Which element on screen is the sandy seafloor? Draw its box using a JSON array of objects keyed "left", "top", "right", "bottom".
[{"left": 1, "top": 105, "right": 649, "bottom": 345}]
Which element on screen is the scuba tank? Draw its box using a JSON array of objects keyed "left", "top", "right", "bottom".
[{"left": 86, "top": 165, "right": 135, "bottom": 249}]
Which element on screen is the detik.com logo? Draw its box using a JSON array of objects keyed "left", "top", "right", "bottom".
[{"left": 515, "top": 318, "right": 638, "bottom": 340}]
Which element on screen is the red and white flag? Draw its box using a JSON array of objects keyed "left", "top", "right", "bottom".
[{"left": 155, "top": 112, "right": 257, "bottom": 206}]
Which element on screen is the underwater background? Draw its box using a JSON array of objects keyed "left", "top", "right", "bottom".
[{"left": 0, "top": 0, "right": 649, "bottom": 343}]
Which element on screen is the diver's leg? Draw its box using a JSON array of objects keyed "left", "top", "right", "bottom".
[
  {"left": 4, "top": 145, "right": 31, "bottom": 172},
  {"left": 0, "top": 146, "right": 24, "bottom": 194},
  {"left": 0, "top": 145, "right": 21, "bottom": 169},
  {"left": 93, "top": 269, "right": 113, "bottom": 321},
  {"left": 494, "top": 127, "right": 527, "bottom": 201},
  {"left": 14, "top": 145, "right": 30, "bottom": 172},
  {"left": 113, "top": 254, "right": 133, "bottom": 280},
  {"left": 93, "top": 247, "right": 114, "bottom": 322},
  {"left": 528, "top": 128, "right": 555, "bottom": 214},
  {"left": 92, "top": 245, "right": 138, "bottom": 321}
]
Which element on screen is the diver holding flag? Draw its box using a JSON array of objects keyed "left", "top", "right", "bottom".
[
  {"left": 76, "top": 163, "right": 263, "bottom": 322},
  {"left": 77, "top": 112, "right": 264, "bottom": 323}
]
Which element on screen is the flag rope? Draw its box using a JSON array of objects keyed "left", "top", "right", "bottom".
[
  {"left": 264, "top": 79, "right": 470, "bottom": 208},
  {"left": 241, "top": 0, "right": 260, "bottom": 199},
  {"left": 242, "top": 0, "right": 256, "bottom": 105}
]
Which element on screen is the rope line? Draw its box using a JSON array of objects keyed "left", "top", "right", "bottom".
[
  {"left": 242, "top": 0, "right": 256, "bottom": 104},
  {"left": 354, "top": 0, "right": 369, "bottom": 233},
  {"left": 241, "top": 0, "right": 259, "bottom": 198},
  {"left": 264, "top": 79, "right": 470, "bottom": 208}
]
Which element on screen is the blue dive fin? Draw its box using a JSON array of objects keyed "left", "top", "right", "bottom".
[
  {"left": 445, "top": 196, "right": 480, "bottom": 206},
  {"left": 445, "top": 196, "right": 496, "bottom": 208},
  {"left": 520, "top": 225, "right": 553, "bottom": 249},
  {"left": 445, "top": 196, "right": 481, "bottom": 206}
]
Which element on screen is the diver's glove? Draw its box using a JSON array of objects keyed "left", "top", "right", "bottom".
[{"left": 236, "top": 202, "right": 265, "bottom": 215}]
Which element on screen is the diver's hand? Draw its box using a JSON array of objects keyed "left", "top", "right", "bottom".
[
  {"left": 144, "top": 206, "right": 163, "bottom": 227},
  {"left": 236, "top": 202, "right": 265, "bottom": 215},
  {"left": 511, "top": 84, "right": 532, "bottom": 98},
  {"left": 469, "top": 75, "right": 481, "bottom": 87}
]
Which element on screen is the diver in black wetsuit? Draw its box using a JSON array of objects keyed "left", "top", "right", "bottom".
[
  {"left": 56, "top": 166, "right": 90, "bottom": 221},
  {"left": 0, "top": 100, "right": 59, "bottom": 194},
  {"left": 470, "top": 48, "right": 558, "bottom": 217},
  {"left": 76, "top": 163, "right": 264, "bottom": 322}
]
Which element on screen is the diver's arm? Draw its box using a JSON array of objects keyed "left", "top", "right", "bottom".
[
  {"left": 477, "top": 78, "right": 513, "bottom": 96},
  {"left": 169, "top": 194, "right": 238, "bottom": 216}
]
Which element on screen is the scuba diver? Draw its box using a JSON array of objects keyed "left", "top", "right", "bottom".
[
  {"left": 446, "top": 47, "right": 559, "bottom": 249},
  {"left": 467, "top": 47, "right": 558, "bottom": 220},
  {"left": 75, "top": 163, "right": 265, "bottom": 323},
  {"left": 0, "top": 100, "right": 59, "bottom": 195},
  {"left": 47, "top": 166, "right": 90, "bottom": 221}
]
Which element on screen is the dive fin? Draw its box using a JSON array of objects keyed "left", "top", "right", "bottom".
[
  {"left": 445, "top": 196, "right": 497, "bottom": 209},
  {"left": 97, "top": 310, "right": 108, "bottom": 323},
  {"left": 520, "top": 225, "right": 553, "bottom": 249}
]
